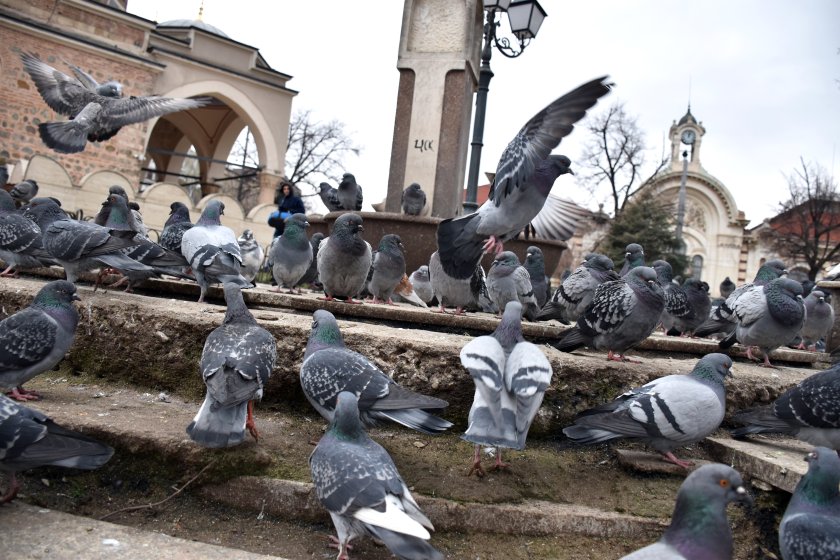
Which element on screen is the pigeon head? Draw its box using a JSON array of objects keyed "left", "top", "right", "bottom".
[
  {"left": 238, "top": 229, "right": 255, "bottom": 243},
  {"left": 103, "top": 194, "right": 137, "bottom": 232},
  {"left": 755, "top": 259, "right": 787, "bottom": 284},
  {"left": 330, "top": 391, "right": 366, "bottom": 440},
  {"left": 33, "top": 280, "right": 80, "bottom": 308},
  {"left": 169, "top": 201, "right": 188, "bottom": 215},
  {"left": 311, "top": 232, "right": 325, "bottom": 247},
  {"left": 806, "top": 289, "right": 826, "bottom": 304},
  {"left": 525, "top": 246, "right": 544, "bottom": 266},
  {"left": 625, "top": 243, "right": 644, "bottom": 261},
  {"left": 378, "top": 233, "right": 403, "bottom": 254},
  {"left": 796, "top": 447, "right": 840, "bottom": 505},
  {"left": 340, "top": 173, "right": 356, "bottom": 186},
  {"left": 108, "top": 185, "right": 129, "bottom": 200},
  {"left": 166, "top": 202, "right": 191, "bottom": 226},
  {"left": 25, "top": 198, "right": 68, "bottom": 228},
  {"left": 197, "top": 200, "right": 224, "bottom": 226},
  {"left": 546, "top": 154, "right": 574, "bottom": 176},
  {"left": 332, "top": 213, "right": 364, "bottom": 237},
  {"left": 413, "top": 265, "right": 430, "bottom": 282},
  {"left": 10, "top": 180, "right": 39, "bottom": 203},
  {"left": 691, "top": 353, "right": 733, "bottom": 386},
  {"left": 285, "top": 213, "right": 309, "bottom": 228},
  {"left": 407, "top": 182, "right": 422, "bottom": 193},
  {"left": 318, "top": 182, "right": 332, "bottom": 193},
  {"left": 683, "top": 278, "right": 706, "bottom": 293},
  {"left": 97, "top": 81, "right": 122, "bottom": 98},
  {"left": 652, "top": 260, "right": 674, "bottom": 284},
  {"left": 304, "top": 310, "right": 345, "bottom": 359},
  {"left": 626, "top": 266, "right": 664, "bottom": 301},
  {"left": 585, "top": 254, "right": 615, "bottom": 272},
  {"left": 491, "top": 251, "right": 520, "bottom": 272},
  {"left": 221, "top": 283, "right": 256, "bottom": 325}
]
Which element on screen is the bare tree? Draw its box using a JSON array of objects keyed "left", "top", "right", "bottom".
[
  {"left": 761, "top": 158, "right": 840, "bottom": 280},
  {"left": 285, "top": 109, "right": 361, "bottom": 191},
  {"left": 578, "top": 102, "right": 668, "bottom": 216}
]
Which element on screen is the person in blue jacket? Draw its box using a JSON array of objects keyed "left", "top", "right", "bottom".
[{"left": 268, "top": 181, "right": 305, "bottom": 237}]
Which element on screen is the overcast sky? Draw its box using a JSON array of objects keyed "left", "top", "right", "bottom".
[{"left": 129, "top": 1, "right": 840, "bottom": 227}]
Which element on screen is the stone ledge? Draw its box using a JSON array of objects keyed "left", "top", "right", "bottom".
[{"left": 702, "top": 436, "right": 811, "bottom": 493}]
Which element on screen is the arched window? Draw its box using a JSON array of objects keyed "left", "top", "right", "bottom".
[{"left": 691, "top": 255, "right": 703, "bottom": 280}]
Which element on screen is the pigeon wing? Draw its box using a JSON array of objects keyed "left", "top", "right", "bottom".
[
  {"left": 99, "top": 95, "right": 208, "bottom": 130},
  {"left": 578, "top": 280, "right": 636, "bottom": 338},
  {"left": 19, "top": 52, "right": 96, "bottom": 116},
  {"left": 505, "top": 341, "right": 552, "bottom": 443},
  {"left": 300, "top": 348, "right": 391, "bottom": 413},
  {"left": 0, "top": 308, "right": 57, "bottom": 373},
  {"left": 775, "top": 369, "right": 840, "bottom": 429}
]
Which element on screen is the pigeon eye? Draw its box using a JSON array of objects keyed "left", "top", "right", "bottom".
[{"left": 719, "top": 479, "right": 730, "bottom": 488}]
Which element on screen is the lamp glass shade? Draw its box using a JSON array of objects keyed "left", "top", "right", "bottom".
[
  {"left": 507, "top": 0, "right": 546, "bottom": 39},
  {"left": 483, "top": 0, "right": 511, "bottom": 11}
]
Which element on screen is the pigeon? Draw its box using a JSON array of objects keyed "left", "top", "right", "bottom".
[
  {"left": 778, "top": 447, "right": 840, "bottom": 560},
  {"left": 309, "top": 391, "right": 444, "bottom": 560},
  {"left": 159, "top": 202, "right": 194, "bottom": 253},
  {"left": 317, "top": 213, "right": 372, "bottom": 303},
  {"left": 0, "top": 394, "right": 114, "bottom": 503},
  {"left": 694, "top": 259, "right": 787, "bottom": 339},
  {"left": 26, "top": 198, "right": 157, "bottom": 285},
  {"left": 486, "top": 251, "right": 540, "bottom": 320},
  {"left": 408, "top": 265, "right": 434, "bottom": 305},
  {"left": 619, "top": 463, "right": 751, "bottom": 560},
  {"left": 460, "top": 301, "right": 552, "bottom": 476},
  {"left": 0, "top": 280, "right": 79, "bottom": 401},
  {"left": 719, "top": 276, "right": 736, "bottom": 299},
  {"left": 718, "top": 277, "right": 805, "bottom": 367},
  {"left": 0, "top": 190, "right": 57, "bottom": 276},
  {"left": 297, "top": 232, "right": 325, "bottom": 289},
  {"left": 730, "top": 365, "right": 840, "bottom": 449},
  {"left": 0, "top": 159, "right": 7, "bottom": 188},
  {"left": 269, "top": 213, "right": 312, "bottom": 293},
  {"left": 523, "top": 246, "right": 550, "bottom": 309},
  {"left": 237, "top": 229, "right": 264, "bottom": 284},
  {"left": 300, "top": 310, "right": 452, "bottom": 434},
  {"left": 563, "top": 353, "right": 733, "bottom": 468},
  {"left": 9, "top": 180, "right": 39, "bottom": 206},
  {"left": 390, "top": 274, "right": 429, "bottom": 308},
  {"left": 799, "top": 290, "right": 834, "bottom": 350},
  {"left": 668, "top": 278, "right": 712, "bottom": 336},
  {"left": 428, "top": 251, "right": 489, "bottom": 315},
  {"left": 187, "top": 283, "right": 277, "bottom": 448},
  {"left": 619, "top": 243, "right": 645, "bottom": 277},
  {"left": 20, "top": 52, "right": 209, "bottom": 153},
  {"left": 436, "top": 76, "right": 613, "bottom": 280},
  {"left": 552, "top": 266, "right": 665, "bottom": 361},
  {"left": 536, "top": 253, "right": 618, "bottom": 324},
  {"left": 652, "top": 260, "right": 709, "bottom": 335},
  {"left": 180, "top": 200, "right": 251, "bottom": 303},
  {"left": 337, "top": 173, "right": 364, "bottom": 211},
  {"left": 93, "top": 186, "right": 148, "bottom": 238},
  {"left": 317, "top": 182, "right": 343, "bottom": 213},
  {"left": 369, "top": 234, "right": 406, "bottom": 305},
  {"left": 401, "top": 182, "right": 426, "bottom": 216}
]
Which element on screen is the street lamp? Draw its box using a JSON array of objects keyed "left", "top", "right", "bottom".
[{"left": 463, "top": 0, "right": 547, "bottom": 213}]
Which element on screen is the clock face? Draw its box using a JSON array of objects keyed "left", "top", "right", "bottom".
[{"left": 681, "top": 129, "right": 696, "bottom": 145}]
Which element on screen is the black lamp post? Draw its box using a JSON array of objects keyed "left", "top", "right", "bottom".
[{"left": 462, "top": 0, "right": 547, "bottom": 213}]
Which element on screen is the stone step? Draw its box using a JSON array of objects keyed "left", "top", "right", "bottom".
[
  {"left": 703, "top": 435, "right": 811, "bottom": 493},
  {"left": 0, "top": 501, "right": 288, "bottom": 560}
]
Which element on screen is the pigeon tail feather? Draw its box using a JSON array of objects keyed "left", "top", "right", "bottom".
[
  {"left": 186, "top": 394, "right": 247, "bottom": 448},
  {"left": 372, "top": 409, "right": 453, "bottom": 435},
  {"left": 366, "top": 526, "right": 445, "bottom": 560},
  {"left": 436, "top": 213, "right": 486, "bottom": 280},
  {"left": 551, "top": 328, "right": 588, "bottom": 352},
  {"left": 39, "top": 122, "right": 87, "bottom": 154},
  {"left": 719, "top": 330, "right": 738, "bottom": 350}
]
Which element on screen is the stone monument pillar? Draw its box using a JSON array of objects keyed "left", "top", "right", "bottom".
[{"left": 385, "top": 0, "right": 482, "bottom": 218}]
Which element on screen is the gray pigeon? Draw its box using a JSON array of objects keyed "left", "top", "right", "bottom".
[
  {"left": 309, "top": 391, "right": 444, "bottom": 560},
  {"left": 0, "top": 280, "right": 79, "bottom": 401},
  {"left": 436, "top": 77, "right": 613, "bottom": 279},
  {"left": 369, "top": 234, "right": 406, "bottom": 305},
  {"left": 619, "top": 243, "right": 645, "bottom": 277},
  {"left": 317, "top": 182, "right": 343, "bottom": 213},
  {"left": 93, "top": 186, "right": 145, "bottom": 236},
  {"left": 428, "top": 251, "right": 494, "bottom": 315},
  {"left": 537, "top": 253, "right": 618, "bottom": 324},
  {"left": 799, "top": 290, "right": 834, "bottom": 350},
  {"left": 731, "top": 365, "right": 840, "bottom": 449},
  {"left": 390, "top": 274, "right": 429, "bottom": 308},
  {"left": 301, "top": 310, "right": 452, "bottom": 434},
  {"left": 317, "top": 213, "right": 372, "bottom": 303},
  {"left": 20, "top": 52, "right": 208, "bottom": 153},
  {"left": 719, "top": 277, "right": 805, "bottom": 367},
  {"left": 652, "top": 259, "right": 708, "bottom": 335},
  {"left": 0, "top": 394, "right": 114, "bottom": 503},
  {"left": 460, "top": 301, "right": 553, "bottom": 476},
  {"left": 9, "top": 180, "right": 39, "bottom": 206},
  {"left": 237, "top": 229, "right": 264, "bottom": 284},
  {"left": 401, "top": 182, "right": 426, "bottom": 216},
  {"left": 0, "top": 190, "right": 57, "bottom": 276},
  {"left": 486, "top": 251, "right": 540, "bottom": 320},
  {"left": 187, "top": 283, "right": 277, "bottom": 448},
  {"left": 297, "top": 231, "right": 324, "bottom": 289},
  {"left": 779, "top": 447, "right": 840, "bottom": 560},
  {"left": 719, "top": 276, "right": 736, "bottom": 299},
  {"left": 669, "top": 278, "right": 712, "bottom": 336},
  {"left": 619, "top": 463, "right": 751, "bottom": 560},
  {"left": 180, "top": 200, "right": 251, "bottom": 303},
  {"left": 159, "top": 202, "right": 194, "bottom": 253},
  {"left": 270, "top": 214, "right": 312, "bottom": 293},
  {"left": 563, "top": 353, "right": 732, "bottom": 468},
  {"left": 408, "top": 265, "right": 434, "bottom": 305},
  {"left": 552, "top": 266, "right": 665, "bottom": 361},
  {"left": 523, "top": 246, "right": 550, "bottom": 309},
  {"left": 337, "top": 173, "right": 364, "bottom": 211}
]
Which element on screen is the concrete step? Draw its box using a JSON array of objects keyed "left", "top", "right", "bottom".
[
  {"left": 0, "top": 501, "right": 288, "bottom": 560},
  {"left": 703, "top": 435, "right": 811, "bottom": 493}
]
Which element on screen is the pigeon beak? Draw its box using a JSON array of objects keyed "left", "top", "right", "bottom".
[
  {"left": 568, "top": 169, "right": 575, "bottom": 176},
  {"left": 72, "top": 294, "right": 81, "bottom": 302},
  {"left": 357, "top": 225, "right": 364, "bottom": 232},
  {"left": 734, "top": 485, "right": 753, "bottom": 505}
]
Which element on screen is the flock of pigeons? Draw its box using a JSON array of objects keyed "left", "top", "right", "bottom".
[{"left": 1, "top": 57, "right": 838, "bottom": 559}]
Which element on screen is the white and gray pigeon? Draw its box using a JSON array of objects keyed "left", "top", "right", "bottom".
[
  {"left": 159, "top": 202, "right": 193, "bottom": 253},
  {"left": 317, "top": 182, "right": 343, "bottom": 213},
  {"left": 0, "top": 190, "right": 57, "bottom": 276},
  {"left": 486, "top": 251, "right": 540, "bottom": 320},
  {"left": 270, "top": 213, "right": 312, "bottom": 293},
  {"left": 337, "top": 173, "right": 364, "bottom": 211},
  {"left": 236, "top": 229, "right": 264, "bottom": 284},
  {"left": 0, "top": 394, "right": 114, "bottom": 503},
  {"left": 297, "top": 231, "right": 325, "bottom": 289},
  {"left": 408, "top": 265, "right": 434, "bottom": 305},
  {"left": 619, "top": 243, "right": 645, "bottom": 277},
  {"left": 460, "top": 301, "right": 552, "bottom": 476},
  {"left": 369, "top": 234, "right": 406, "bottom": 305},
  {"left": 668, "top": 278, "right": 712, "bottom": 336},
  {"left": 317, "top": 213, "right": 372, "bottom": 303},
  {"left": 187, "top": 283, "right": 277, "bottom": 448},
  {"left": 619, "top": 463, "right": 751, "bottom": 560},
  {"left": 180, "top": 199, "right": 251, "bottom": 303},
  {"left": 718, "top": 277, "right": 805, "bottom": 367},
  {"left": 552, "top": 266, "right": 665, "bottom": 362},
  {"left": 9, "top": 180, "right": 39, "bottom": 206},
  {"left": 309, "top": 391, "right": 444, "bottom": 560},
  {"left": 731, "top": 365, "right": 840, "bottom": 449},
  {"left": 0, "top": 280, "right": 79, "bottom": 401},
  {"left": 428, "top": 251, "right": 495, "bottom": 315},
  {"left": 436, "top": 76, "right": 613, "bottom": 280},
  {"left": 799, "top": 290, "right": 834, "bottom": 350},
  {"left": 537, "top": 253, "right": 618, "bottom": 324},
  {"left": 523, "top": 245, "right": 550, "bottom": 309},
  {"left": 20, "top": 52, "right": 209, "bottom": 153},
  {"left": 779, "top": 447, "right": 840, "bottom": 560},
  {"left": 401, "top": 182, "right": 426, "bottom": 216},
  {"left": 563, "top": 353, "right": 733, "bottom": 468},
  {"left": 300, "top": 310, "right": 452, "bottom": 434}
]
